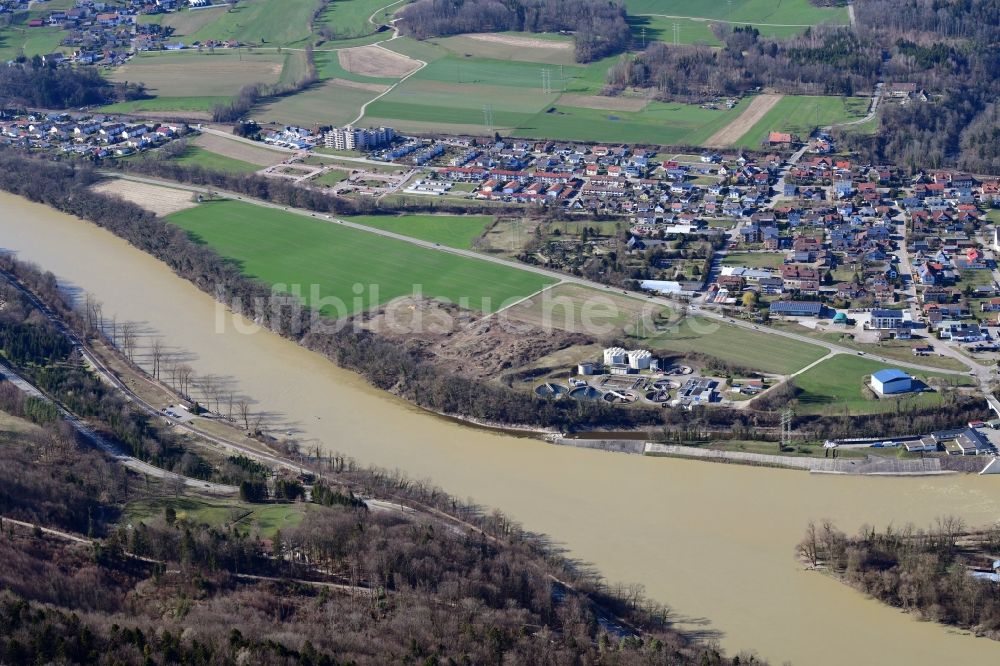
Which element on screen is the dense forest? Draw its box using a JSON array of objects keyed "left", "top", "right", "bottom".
[
  {"left": 608, "top": 26, "right": 876, "bottom": 100},
  {"left": 0, "top": 374, "right": 765, "bottom": 664},
  {"left": 609, "top": 0, "right": 1000, "bottom": 173},
  {"left": 799, "top": 519, "right": 1000, "bottom": 639},
  {"left": 839, "top": 0, "right": 1000, "bottom": 173},
  {"left": 399, "top": 0, "right": 631, "bottom": 62},
  {"left": 0, "top": 57, "right": 144, "bottom": 108}
]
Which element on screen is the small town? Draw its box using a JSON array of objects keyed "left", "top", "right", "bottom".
[{"left": 2, "top": 1, "right": 1000, "bottom": 664}]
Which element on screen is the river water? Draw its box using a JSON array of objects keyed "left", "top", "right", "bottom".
[{"left": 2, "top": 191, "right": 999, "bottom": 664}]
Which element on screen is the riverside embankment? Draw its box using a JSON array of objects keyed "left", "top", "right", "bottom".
[{"left": 2, "top": 191, "right": 1000, "bottom": 665}]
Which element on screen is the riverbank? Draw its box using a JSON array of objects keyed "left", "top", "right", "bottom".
[
  {"left": 550, "top": 438, "right": 997, "bottom": 475},
  {"left": 7, "top": 189, "right": 1000, "bottom": 666}
]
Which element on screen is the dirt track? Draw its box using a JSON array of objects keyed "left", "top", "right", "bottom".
[{"left": 703, "top": 94, "right": 783, "bottom": 148}]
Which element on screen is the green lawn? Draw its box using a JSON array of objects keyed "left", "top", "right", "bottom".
[
  {"left": 721, "top": 252, "right": 785, "bottom": 270},
  {"left": 99, "top": 96, "right": 231, "bottom": 115},
  {"left": 125, "top": 497, "right": 307, "bottom": 539},
  {"left": 168, "top": 200, "right": 554, "bottom": 316},
  {"left": 791, "top": 354, "right": 970, "bottom": 416},
  {"left": 345, "top": 214, "right": 494, "bottom": 249},
  {"left": 645, "top": 318, "right": 828, "bottom": 374},
  {"left": 171, "top": 146, "right": 262, "bottom": 174},
  {"left": 737, "top": 95, "right": 870, "bottom": 148},
  {"left": 310, "top": 169, "right": 350, "bottom": 187}
]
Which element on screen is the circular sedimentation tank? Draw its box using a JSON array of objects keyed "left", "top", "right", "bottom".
[
  {"left": 652, "top": 379, "right": 680, "bottom": 391},
  {"left": 534, "top": 383, "right": 569, "bottom": 397},
  {"left": 645, "top": 389, "right": 671, "bottom": 403},
  {"left": 603, "top": 390, "right": 639, "bottom": 404},
  {"left": 569, "top": 386, "right": 605, "bottom": 401}
]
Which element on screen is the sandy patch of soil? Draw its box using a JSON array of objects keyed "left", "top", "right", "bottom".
[
  {"left": 91, "top": 179, "right": 198, "bottom": 216},
  {"left": 355, "top": 297, "right": 591, "bottom": 379},
  {"left": 464, "top": 33, "right": 572, "bottom": 50},
  {"left": 703, "top": 94, "right": 783, "bottom": 148},
  {"left": 338, "top": 45, "right": 419, "bottom": 78}
]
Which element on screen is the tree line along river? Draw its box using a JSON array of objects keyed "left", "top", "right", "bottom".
[{"left": 2, "top": 191, "right": 999, "bottom": 665}]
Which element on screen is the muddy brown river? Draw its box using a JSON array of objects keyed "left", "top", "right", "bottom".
[{"left": 2, "top": 191, "right": 999, "bottom": 664}]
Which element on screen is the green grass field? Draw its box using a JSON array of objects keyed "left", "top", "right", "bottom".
[
  {"left": 171, "top": 146, "right": 262, "bottom": 173},
  {"left": 512, "top": 98, "right": 749, "bottom": 146},
  {"left": 791, "top": 354, "right": 970, "bottom": 416},
  {"left": 737, "top": 95, "right": 869, "bottom": 147},
  {"left": 315, "top": 0, "right": 398, "bottom": 39},
  {"left": 345, "top": 214, "right": 494, "bottom": 249},
  {"left": 168, "top": 200, "right": 554, "bottom": 315},
  {"left": 721, "top": 252, "right": 785, "bottom": 269},
  {"left": 183, "top": 0, "right": 318, "bottom": 46},
  {"left": 624, "top": 0, "right": 849, "bottom": 25},
  {"left": 106, "top": 50, "right": 287, "bottom": 98},
  {"left": 310, "top": 169, "right": 350, "bottom": 187},
  {"left": 426, "top": 32, "right": 578, "bottom": 65},
  {"left": 257, "top": 79, "right": 383, "bottom": 127},
  {"left": 646, "top": 318, "right": 828, "bottom": 374},
  {"left": 99, "top": 95, "right": 231, "bottom": 115},
  {"left": 125, "top": 496, "right": 307, "bottom": 539}
]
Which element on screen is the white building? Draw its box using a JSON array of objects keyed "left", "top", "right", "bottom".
[
  {"left": 603, "top": 347, "right": 628, "bottom": 366},
  {"left": 627, "top": 349, "right": 652, "bottom": 370},
  {"left": 323, "top": 125, "right": 396, "bottom": 151}
]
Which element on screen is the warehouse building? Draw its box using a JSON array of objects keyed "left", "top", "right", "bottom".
[{"left": 870, "top": 368, "right": 913, "bottom": 395}]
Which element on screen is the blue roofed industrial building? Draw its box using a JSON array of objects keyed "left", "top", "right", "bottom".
[{"left": 870, "top": 369, "right": 913, "bottom": 395}]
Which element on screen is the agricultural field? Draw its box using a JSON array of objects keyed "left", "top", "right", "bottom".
[
  {"left": 167, "top": 200, "right": 555, "bottom": 315},
  {"left": 791, "top": 354, "right": 971, "bottom": 416},
  {"left": 98, "top": 96, "right": 231, "bottom": 116},
  {"left": 256, "top": 78, "right": 383, "bottom": 127},
  {"left": 344, "top": 213, "right": 494, "bottom": 249},
  {"left": 190, "top": 133, "right": 287, "bottom": 166},
  {"left": 181, "top": 0, "right": 318, "bottom": 46},
  {"left": 513, "top": 99, "right": 749, "bottom": 146},
  {"left": 170, "top": 146, "right": 263, "bottom": 173},
  {"left": 735, "top": 95, "right": 870, "bottom": 148},
  {"left": 426, "top": 32, "right": 578, "bottom": 65},
  {"left": 91, "top": 179, "right": 199, "bottom": 216},
  {"left": 315, "top": 0, "right": 400, "bottom": 39},
  {"left": 104, "top": 50, "right": 290, "bottom": 116},
  {"left": 624, "top": 0, "right": 849, "bottom": 30},
  {"left": 125, "top": 496, "right": 307, "bottom": 540}
]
